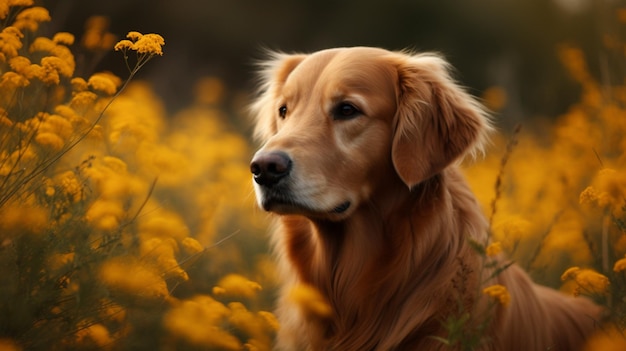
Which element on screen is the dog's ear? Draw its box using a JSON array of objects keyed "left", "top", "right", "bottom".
[
  {"left": 391, "top": 53, "right": 491, "bottom": 188},
  {"left": 250, "top": 52, "right": 307, "bottom": 142}
]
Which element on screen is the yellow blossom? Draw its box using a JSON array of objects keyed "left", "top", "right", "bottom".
[
  {"left": 289, "top": 284, "right": 332, "bottom": 318},
  {"left": 0, "top": 108, "right": 11, "bottom": 128},
  {"left": 228, "top": 302, "right": 275, "bottom": 349},
  {"left": 85, "top": 199, "right": 123, "bottom": 230},
  {"left": 100, "top": 258, "right": 169, "bottom": 301},
  {"left": 137, "top": 210, "right": 189, "bottom": 241},
  {"left": 0, "top": 71, "right": 28, "bottom": 90},
  {"left": 12, "top": 6, "right": 50, "bottom": 32},
  {"left": 181, "top": 237, "right": 205, "bottom": 255},
  {"left": 258, "top": 311, "right": 279, "bottom": 331},
  {"left": 561, "top": 267, "right": 610, "bottom": 296},
  {"left": 482, "top": 284, "right": 511, "bottom": 307},
  {"left": 614, "top": 256, "right": 626, "bottom": 273},
  {"left": 113, "top": 39, "right": 134, "bottom": 51},
  {"left": 69, "top": 91, "right": 97, "bottom": 110},
  {"left": 213, "top": 274, "right": 263, "bottom": 298},
  {"left": 54, "top": 105, "right": 80, "bottom": 124},
  {"left": 55, "top": 170, "right": 83, "bottom": 202},
  {"left": 486, "top": 242, "right": 502, "bottom": 257},
  {"left": 0, "top": 201, "right": 48, "bottom": 233},
  {"left": 70, "top": 77, "right": 88, "bottom": 92},
  {"left": 8, "top": 55, "right": 30, "bottom": 72},
  {"left": 88, "top": 72, "right": 120, "bottom": 95},
  {"left": 41, "top": 56, "right": 73, "bottom": 78},
  {"left": 0, "top": 26, "right": 23, "bottom": 58},
  {"left": 583, "top": 326, "right": 626, "bottom": 351},
  {"left": 29, "top": 36, "right": 55, "bottom": 53},
  {"left": 52, "top": 32, "right": 74, "bottom": 45},
  {"left": 39, "top": 113, "right": 73, "bottom": 139},
  {"left": 115, "top": 31, "right": 164, "bottom": 56},
  {"left": 163, "top": 295, "right": 241, "bottom": 350},
  {"left": 81, "top": 16, "right": 116, "bottom": 51},
  {"left": 35, "top": 131, "right": 64, "bottom": 151},
  {"left": 126, "top": 31, "right": 143, "bottom": 41},
  {"left": 134, "top": 33, "right": 165, "bottom": 55},
  {"left": 75, "top": 323, "right": 112, "bottom": 347},
  {"left": 102, "top": 156, "right": 127, "bottom": 173},
  {"left": 140, "top": 237, "right": 189, "bottom": 281}
]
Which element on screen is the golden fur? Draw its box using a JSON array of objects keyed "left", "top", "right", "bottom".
[{"left": 249, "top": 47, "right": 603, "bottom": 350}]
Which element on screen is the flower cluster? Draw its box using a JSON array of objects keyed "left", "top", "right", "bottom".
[
  {"left": 0, "top": 3, "right": 274, "bottom": 350},
  {"left": 464, "top": 11, "right": 626, "bottom": 344},
  {"left": 115, "top": 31, "right": 165, "bottom": 56},
  {"left": 561, "top": 267, "right": 610, "bottom": 297},
  {"left": 482, "top": 284, "right": 511, "bottom": 307}
]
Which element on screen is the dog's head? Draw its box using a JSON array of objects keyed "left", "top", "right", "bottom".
[{"left": 250, "top": 47, "right": 490, "bottom": 221}]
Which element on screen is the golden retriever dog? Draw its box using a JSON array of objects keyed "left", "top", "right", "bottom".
[{"left": 249, "top": 47, "right": 603, "bottom": 350}]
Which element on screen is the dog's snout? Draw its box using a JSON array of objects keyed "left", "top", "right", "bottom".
[{"left": 250, "top": 151, "right": 292, "bottom": 187}]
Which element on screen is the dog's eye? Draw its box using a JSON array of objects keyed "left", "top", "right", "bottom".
[
  {"left": 333, "top": 102, "right": 360, "bottom": 120},
  {"left": 278, "top": 105, "right": 287, "bottom": 119}
]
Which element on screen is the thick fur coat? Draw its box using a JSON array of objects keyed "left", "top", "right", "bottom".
[{"left": 249, "top": 47, "right": 603, "bottom": 350}]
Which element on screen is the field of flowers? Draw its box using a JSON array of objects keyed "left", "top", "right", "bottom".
[{"left": 0, "top": 1, "right": 625, "bottom": 350}]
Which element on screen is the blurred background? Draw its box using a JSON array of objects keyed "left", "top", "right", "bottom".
[{"left": 42, "top": 0, "right": 624, "bottom": 129}]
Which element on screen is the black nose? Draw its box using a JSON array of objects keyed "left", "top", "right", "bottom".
[{"left": 250, "top": 151, "right": 292, "bottom": 187}]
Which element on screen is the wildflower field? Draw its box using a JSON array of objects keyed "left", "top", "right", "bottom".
[{"left": 0, "top": 1, "right": 625, "bottom": 350}]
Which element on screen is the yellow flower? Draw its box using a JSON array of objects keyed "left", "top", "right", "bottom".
[
  {"left": 8, "top": 55, "right": 30, "bottom": 72},
  {"left": 139, "top": 210, "right": 190, "bottom": 241},
  {"left": 69, "top": 91, "right": 97, "bottom": 110},
  {"left": 289, "top": 284, "right": 332, "bottom": 318},
  {"left": 88, "top": 72, "right": 120, "bottom": 95},
  {"left": 55, "top": 170, "right": 83, "bottom": 202},
  {"left": 100, "top": 258, "right": 169, "bottom": 301},
  {"left": 483, "top": 284, "right": 511, "bottom": 307},
  {"left": 12, "top": 6, "right": 51, "bottom": 32},
  {"left": 115, "top": 31, "right": 165, "bottom": 56},
  {"left": 39, "top": 113, "right": 73, "bottom": 139},
  {"left": 561, "top": 267, "right": 610, "bottom": 296},
  {"left": 134, "top": 33, "right": 165, "bottom": 55},
  {"left": 52, "top": 32, "right": 74, "bottom": 45},
  {"left": 181, "top": 237, "right": 205, "bottom": 255},
  {"left": 583, "top": 326, "right": 626, "bottom": 351},
  {"left": 35, "top": 131, "right": 64, "bottom": 151},
  {"left": 41, "top": 56, "right": 73, "bottom": 78},
  {"left": 85, "top": 199, "right": 123, "bottom": 230},
  {"left": 75, "top": 323, "right": 112, "bottom": 348},
  {"left": 0, "top": 71, "right": 29, "bottom": 88},
  {"left": 614, "top": 256, "right": 626, "bottom": 273},
  {"left": 0, "top": 201, "right": 48, "bottom": 233},
  {"left": 140, "top": 237, "right": 189, "bottom": 281},
  {"left": 486, "top": 242, "right": 502, "bottom": 257},
  {"left": 212, "top": 274, "right": 262, "bottom": 298},
  {"left": 70, "top": 77, "right": 88, "bottom": 92},
  {"left": 0, "top": 108, "right": 11, "bottom": 128},
  {"left": 0, "top": 27, "right": 24, "bottom": 59},
  {"left": 126, "top": 31, "right": 143, "bottom": 41},
  {"left": 258, "top": 311, "right": 279, "bottom": 331},
  {"left": 29, "top": 36, "right": 55, "bottom": 53},
  {"left": 163, "top": 295, "right": 241, "bottom": 350},
  {"left": 113, "top": 39, "right": 134, "bottom": 51},
  {"left": 81, "top": 16, "right": 116, "bottom": 51}
]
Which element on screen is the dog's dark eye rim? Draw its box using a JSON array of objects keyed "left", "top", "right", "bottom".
[
  {"left": 278, "top": 105, "right": 287, "bottom": 118},
  {"left": 333, "top": 102, "right": 361, "bottom": 120}
]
